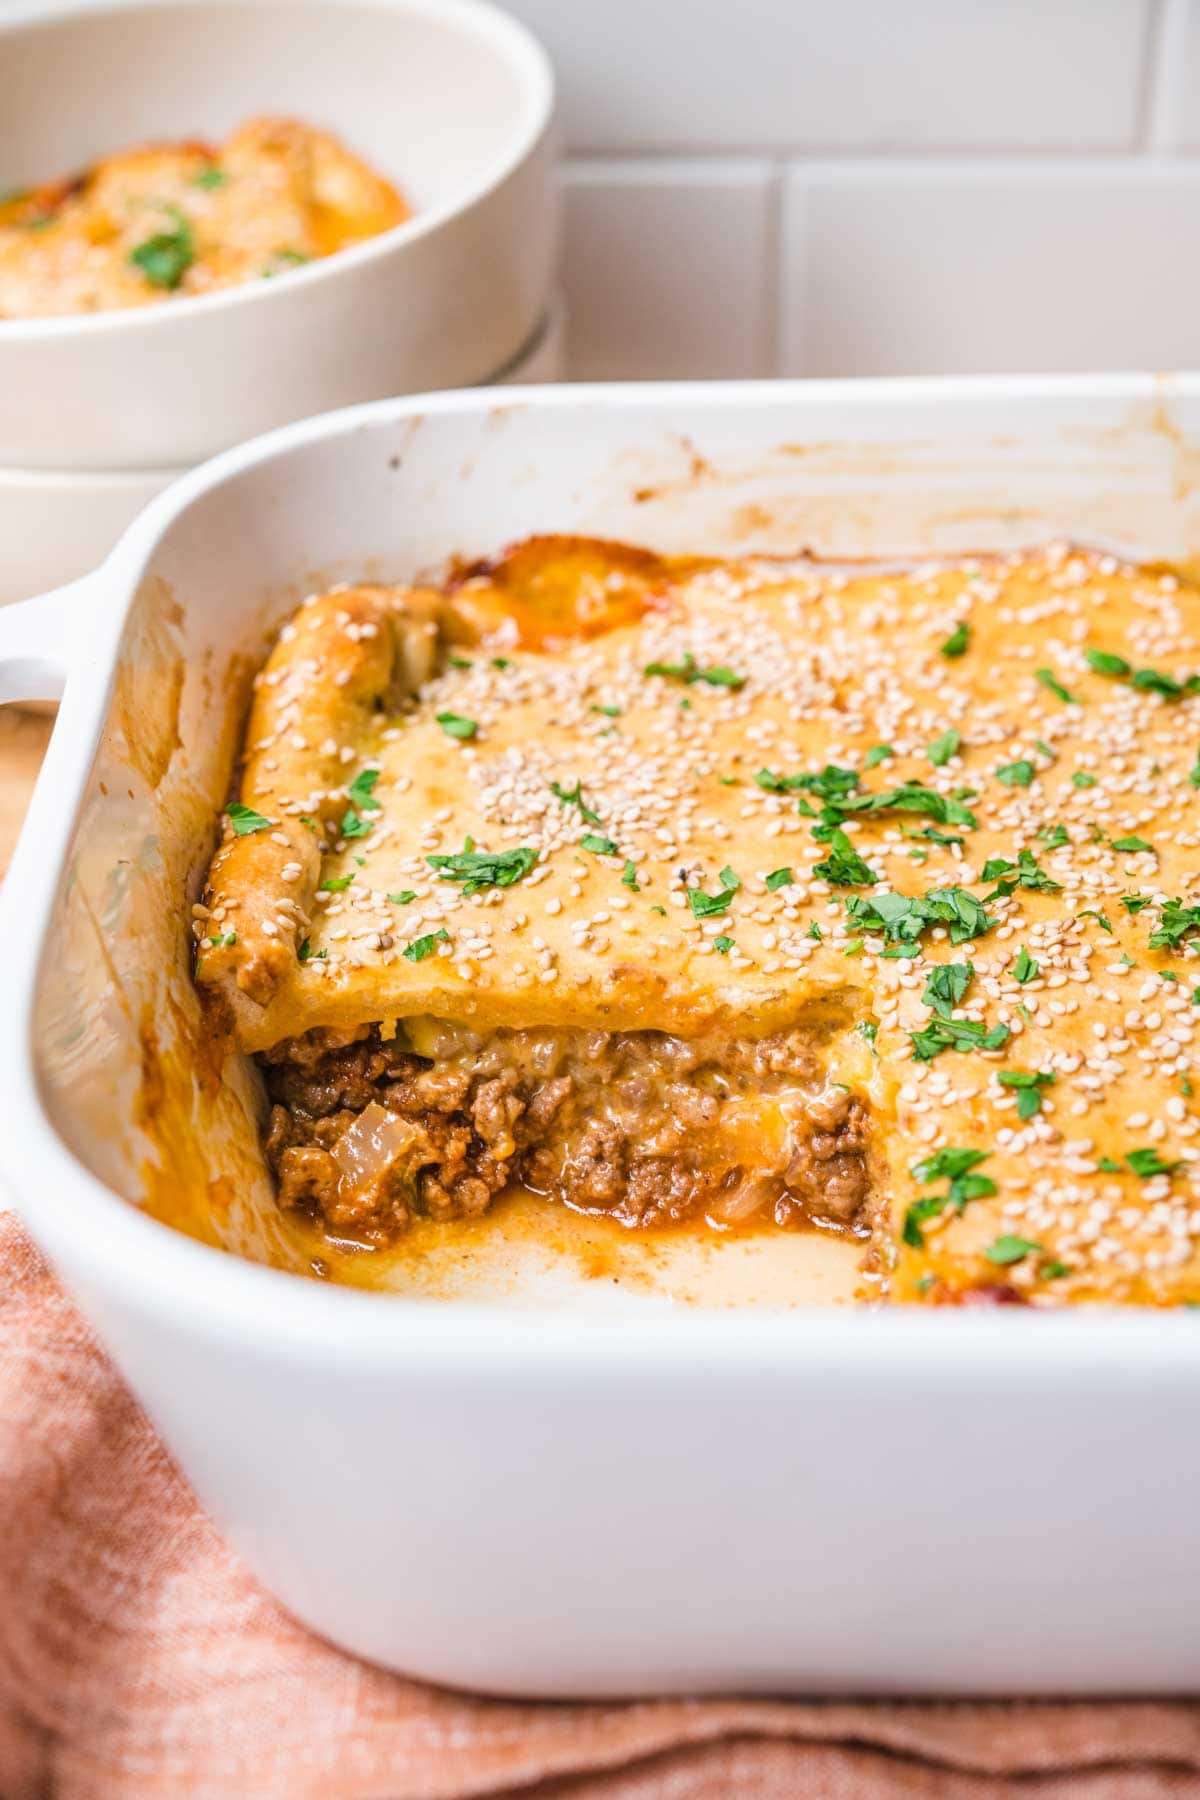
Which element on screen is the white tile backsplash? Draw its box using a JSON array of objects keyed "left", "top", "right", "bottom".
[
  {"left": 495, "top": 0, "right": 1196, "bottom": 382},
  {"left": 780, "top": 163, "right": 1200, "bottom": 376},
  {"left": 1163, "top": 0, "right": 1200, "bottom": 148},
  {"left": 562, "top": 162, "right": 777, "bottom": 379},
  {"left": 507, "top": 0, "right": 1150, "bottom": 152}
]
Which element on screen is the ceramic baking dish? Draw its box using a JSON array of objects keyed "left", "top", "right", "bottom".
[
  {"left": 3, "top": 378, "right": 1200, "bottom": 1698},
  {"left": 0, "top": 0, "right": 557, "bottom": 468}
]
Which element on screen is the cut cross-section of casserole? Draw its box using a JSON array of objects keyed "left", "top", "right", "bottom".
[{"left": 197, "top": 537, "right": 1200, "bottom": 1307}]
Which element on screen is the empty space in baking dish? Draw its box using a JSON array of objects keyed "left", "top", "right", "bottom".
[{"left": 23, "top": 378, "right": 1200, "bottom": 1309}]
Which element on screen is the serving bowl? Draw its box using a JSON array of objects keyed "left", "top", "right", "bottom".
[
  {"left": 2, "top": 378, "right": 1200, "bottom": 1697},
  {"left": 0, "top": 0, "right": 557, "bottom": 469},
  {"left": 0, "top": 293, "right": 565, "bottom": 603}
]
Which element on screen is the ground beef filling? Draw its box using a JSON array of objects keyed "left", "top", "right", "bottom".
[{"left": 262, "top": 1020, "right": 872, "bottom": 1244}]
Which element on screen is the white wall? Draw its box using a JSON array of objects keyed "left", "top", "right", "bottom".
[{"left": 501, "top": 0, "right": 1200, "bottom": 378}]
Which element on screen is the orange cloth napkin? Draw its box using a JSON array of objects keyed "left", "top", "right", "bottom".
[{"left": 2, "top": 1213, "right": 1199, "bottom": 1800}]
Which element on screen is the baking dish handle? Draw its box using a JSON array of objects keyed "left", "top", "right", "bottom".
[{"left": 0, "top": 574, "right": 99, "bottom": 705}]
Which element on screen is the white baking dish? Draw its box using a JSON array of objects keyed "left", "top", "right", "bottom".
[
  {"left": 3, "top": 378, "right": 1200, "bottom": 1698},
  {"left": 0, "top": 0, "right": 557, "bottom": 468}
]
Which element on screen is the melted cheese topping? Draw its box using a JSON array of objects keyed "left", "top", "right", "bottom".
[
  {"left": 0, "top": 116, "right": 408, "bottom": 317},
  {"left": 198, "top": 538, "right": 1200, "bottom": 1306}
]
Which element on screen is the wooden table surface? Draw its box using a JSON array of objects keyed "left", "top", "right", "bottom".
[{"left": 0, "top": 708, "right": 53, "bottom": 879}]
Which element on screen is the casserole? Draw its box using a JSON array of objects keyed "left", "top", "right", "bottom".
[
  {"left": 0, "top": 0, "right": 557, "bottom": 467},
  {"left": 0, "top": 114, "right": 410, "bottom": 317},
  {"left": 3, "top": 379, "right": 1200, "bottom": 1695},
  {"left": 196, "top": 536, "right": 1200, "bottom": 1303}
]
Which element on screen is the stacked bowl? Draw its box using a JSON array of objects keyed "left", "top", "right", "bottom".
[{"left": 0, "top": 0, "right": 559, "bottom": 600}]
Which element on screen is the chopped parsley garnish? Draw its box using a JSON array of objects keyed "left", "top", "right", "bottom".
[
  {"left": 985, "top": 1235, "right": 1042, "bottom": 1266},
  {"left": 940, "top": 622, "right": 970, "bottom": 658},
  {"left": 1038, "top": 823, "right": 1069, "bottom": 850},
  {"left": 192, "top": 166, "right": 228, "bottom": 189},
  {"left": 1133, "top": 668, "right": 1200, "bottom": 697},
  {"left": 857, "top": 1020, "right": 878, "bottom": 1044},
  {"left": 227, "top": 802, "right": 273, "bottom": 835},
  {"left": 686, "top": 871, "right": 739, "bottom": 918},
  {"left": 910, "top": 963, "right": 1009, "bottom": 1062},
  {"left": 835, "top": 782, "right": 978, "bottom": 830},
  {"left": 581, "top": 833, "right": 619, "bottom": 856},
  {"left": 551, "top": 779, "right": 602, "bottom": 826},
  {"left": 650, "top": 904, "right": 667, "bottom": 916},
  {"left": 1086, "top": 647, "right": 1131, "bottom": 678},
  {"left": 1191, "top": 749, "right": 1200, "bottom": 788},
  {"left": 427, "top": 842, "right": 537, "bottom": 894},
  {"left": 1111, "top": 834, "right": 1153, "bottom": 854},
  {"left": 756, "top": 763, "right": 858, "bottom": 799},
  {"left": 923, "top": 961, "right": 974, "bottom": 1013},
  {"left": 342, "top": 770, "right": 382, "bottom": 834},
  {"left": 903, "top": 1147, "right": 995, "bottom": 1248},
  {"left": 622, "top": 860, "right": 640, "bottom": 890},
  {"left": 812, "top": 827, "right": 876, "bottom": 888},
  {"left": 644, "top": 653, "right": 745, "bottom": 689},
  {"left": 1086, "top": 645, "right": 1200, "bottom": 697},
  {"left": 448, "top": 655, "right": 473, "bottom": 670},
  {"left": 347, "top": 768, "right": 382, "bottom": 812},
  {"left": 981, "top": 848, "right": 1062, "bottom": 898},
  {"left": 129, "top": 207, "right": 195, "bottom": 289},
  {"left": 1012, "top": 946, "right": 1039, "bottom": 983},
  {"left": 765, "top": 866, "right": 794, "bottom": 891},
  {"left": 1071, "top": 771, "right": 1097, "bottom": 789},
  {"left": 297, "top": 937, "right": 326, "bottom": 961},
  {"left": 403, "top": 927, "right": 449, "bottom": 963},
  {"left": 262, "top": 248, "right": 310, "bottom": 277},
  {"left": 807, "top": 921, "right": 823, "bottom": 940},
  {"left": 208, "top": 930, "right": 237, "bottom": 948},
  {"left": 387, "top": 890, "right": 417, "bottom": 905},
  {"left": 1079, "top": 909, "right": 1113, "bottom": 933},
  {"left": 1125, "top": 1147, "right": 1181, "bottom": 1179},
  {"left": 713, "top": 935, "right": 734, "bottom": 954},
  {"left": 320, "top": 873, "right": 354, "bottom": 892},
  {"left": 492, "top": 657, "right": 510, "bottom": 670},
  {"left": 864, "top": 744, "right": 894, "bottom": 768},
  {"left": 1035, "top": 668, "right": 1075, "bottom": 703},
  {"left": 995, "top": 759, "right": 1035, "bottom": 788},
  {"left": 927, "top": 728, "right": 960, "bottom": 767},
  {"left": 1149, "top": 899, "right": 1200, "bottom": 952},
  {"left": 846, "top": 885, "right": 995, "bottom": 952},
  {"left": 436, "top": 711, "right": 478, "bottom": 740},
  {"left": 996, "top": 1068, "right": 1056, "bottom": 1120},
  {"left": 590, "top": 703, "right": 621, "bottom": 718}
]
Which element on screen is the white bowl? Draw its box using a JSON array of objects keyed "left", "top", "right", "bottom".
[
  {"left": 0, "top": 463, "right": 173, "bottom": 604},
  {"left": 491, "top": 291, "right": 565, "bottom": 384},
  {"left": 3, "top": 380, "right": 1200, "bottom": 1698},
  {"left": 0, "top": 294, "right": 565, "bottom": 603},
  {"left": 0, "top": 0, "right": 558, "bottom": 469}
]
